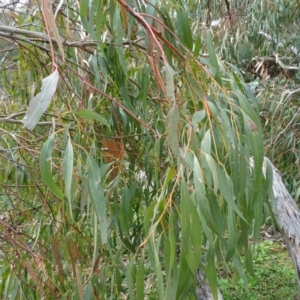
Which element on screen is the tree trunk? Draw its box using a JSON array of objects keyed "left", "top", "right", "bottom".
[
  {"left": 268, "top": 158, "right": 300, "bottom": 289},
  {"left": 196, "top": 270, "right": 224, "bottom": 300}
]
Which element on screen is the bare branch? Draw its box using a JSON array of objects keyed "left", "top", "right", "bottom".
[{"left": 0, "top": 112, "right": 64, "bottom": 127}]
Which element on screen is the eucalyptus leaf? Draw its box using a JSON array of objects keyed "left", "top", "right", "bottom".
[
  {"left": 40, "top": 134, "right": 64, "bottom": 200},
  {"left": 167, "top": 104, "right": 180, "bottom": 157},
  {"left": 23, "top": 70, "right": 59, "bottom": 130},
  {"left": 63, "top": 138, "right": 74, "bottom": 220},
  {"left": 73, "top": 109, "right": 110, "bottom": 128}
]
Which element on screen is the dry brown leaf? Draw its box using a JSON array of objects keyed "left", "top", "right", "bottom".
[
  {"left": 24, "top": 261, "right": 41, "bottom": 286},
  {"left": 40, "top": 0, "right": 65, "bottom": 61},
  {"left": 120, "top": 4, "right": 128, "bottom": 34},
  {"left": 147, "top": 55, "right": 166, "bottom": 97},
  {"left": 52, "top": 237, "right": 65, "bottom": 283},
  {"left": 101, "top": 138, "right": 125, "bottom": 180}
]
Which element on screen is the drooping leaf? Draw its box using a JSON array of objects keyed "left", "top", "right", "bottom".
[
  {"left": 176, "top": 7, "right": 193, "bottom": 50},
  {"left": 201, "top": 129, "right": 211, "bottom": 154},
  {"left": 136, "top": 257, "right": 145, "bottom": 300},
  {"left": 147, "top": 235, "right": 164, "bottom": 300},
  {"left": 192, "top": 110, "right": 206, "bottom": 132},
  {"left": 167, "top": 104, "right": 180, "bottom": 157},
  {"left": 23, "top": 70, "right": 59, "bottom": 130},
  {"left": 193, "top": 155, "right": 214, "bottom": 242},
  {"left": 40, "top": 134, "right": 64, "bottom": 200},
  {"left": 205, "top": 248, "right": 218, "bottom": 300},
  {"left": 181, "top": 180, "right": 202, "bottom": 273},
  {"left": 226, "top": 209, "right": 237, "bottom": 261},
  {"left": 204, "top": 154, "right": 218, "bottom": 192},
  {"left": 87, "top": 154, "right": 107, "bottom": 244},
  {"left": 217, "top": 166, "right": 246, "bottom": 222},
  {"left": 146, "top": 0, "right": 157, "bottom": 25},
  {"left": 73, "top": 109, "right": 110, "bottom": 128},
  {"left": 206, "top": 34, "right": 222, "bottom": 86},
  {"left": 126, "top": 257, "right": 136, "bottom": 300},
  {"left": 42, "top": 0, "right": 65, "bottom": 61},
  {"left": 165, "top": 63, "right": 175, "bottom": 103},
  {"left": 63, "top": 138, "right": 74, "bottom": 220}
]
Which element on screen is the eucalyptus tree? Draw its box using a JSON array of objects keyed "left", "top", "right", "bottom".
[{"left": 0, "top": 0, "right": 273, "bottom": 299}]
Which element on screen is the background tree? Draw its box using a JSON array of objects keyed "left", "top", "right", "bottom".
[{"left": 1, "top": 0, "right": 299, "bottom": 299}]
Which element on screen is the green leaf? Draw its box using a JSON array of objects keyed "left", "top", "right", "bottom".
[
  {"left": 23, "top": 70, "right": 59, "bottom": 130},
  {"left": 192, "top": 110, "right": 206, "bottom": 132},
  {"left": 73, "top": 109, "right": 110, "bottom": 128},
  {"left": 205, "top": 248, "right": 218, "bottom": 300},
  {"left": 201, "top": 129, "right": 211, "bottom": 154},
  {"left": 204, "top": 154, "right": 218, "bottom": 192},
  {"left": 136, "top": 257, "right": 145, "bottom": 300},
  {"left": 176, "top": 7, "right": 193, "bottom": 50},
  {"left": 232, "top": 256, "right": 248, "bottom": 286},
  {"left": 226, "top": 209, "right": 237, "bottom": 261},
  {"left": 245, "top": 248, "right": 255, "bottom": 277},
  {"left": 206, "top": 34, "right": 222, "bottom": 86},
  {"left": 146, "top": 0, "right": 157, "bottom": 25},
  {"left": 126, "top": 257, "right": 136, "bottom": 300},
  {"left": 84, "top": 283, "right": 93, "bottom": 300},
  {"left": 193, "top": 155, "right": 213, "bottom": 242},
  {"left": 40, "top": 134, "right": 64, "bottom": 200},
  {"left": 165, "top": 210, "right": 178, "bottom": 300},
  {"left": 165, "top": 63, "right": 175, "bottom": 103},
  {"left": 63, "top": 138, "right": 74, "bottom": 220},
  {"left": 167, "top": 104, "right": 180, "bottom": 157},
  {"left": 208, "top": 193, "right": 226, "bottom": 235},
  {"left": 147, "top": 236, "right": 164, "bottom": 300},
  {"left": 10, "top": 276, "right": 19, "bottom": 300},
  {"left": 90, "top": 54, "right": 101, "bottom": 91},
  {"left": 87, "top": 154, "right": 107, "bottom": 243},
  {"left": 217, "top": 166, "right": 246, "bottom": 222},
  {"left": 98, "top": 53, "right": 108, "bottom": 91},
  {"left": 176, "top": 252, "right": 193, "bottom": 299},
  {"left": 181, "top": 179, "right": 202, "bottom": 272},
  {"left": 119, "top": 185, "right": 135, "bottom": 240},
  {"left": 194, "top": 35, "right": 202, "bottom": 57}
]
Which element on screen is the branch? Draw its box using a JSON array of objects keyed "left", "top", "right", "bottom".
[
  {"left": 0, "top": 25, "right": 50, "bottom": 40},
  {"left": 0, "top": 112, "right": 64, "bottom": 127},
  {"left": 0, "top": 25, "right": 146, "bottom": 55},
  {"left": 252, "top": 54, "right": 300, "bottom": 70}
]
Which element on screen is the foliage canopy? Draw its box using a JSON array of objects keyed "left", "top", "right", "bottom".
[{"left": 2, "top": 0, "right": 295, "bottom": 298}]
